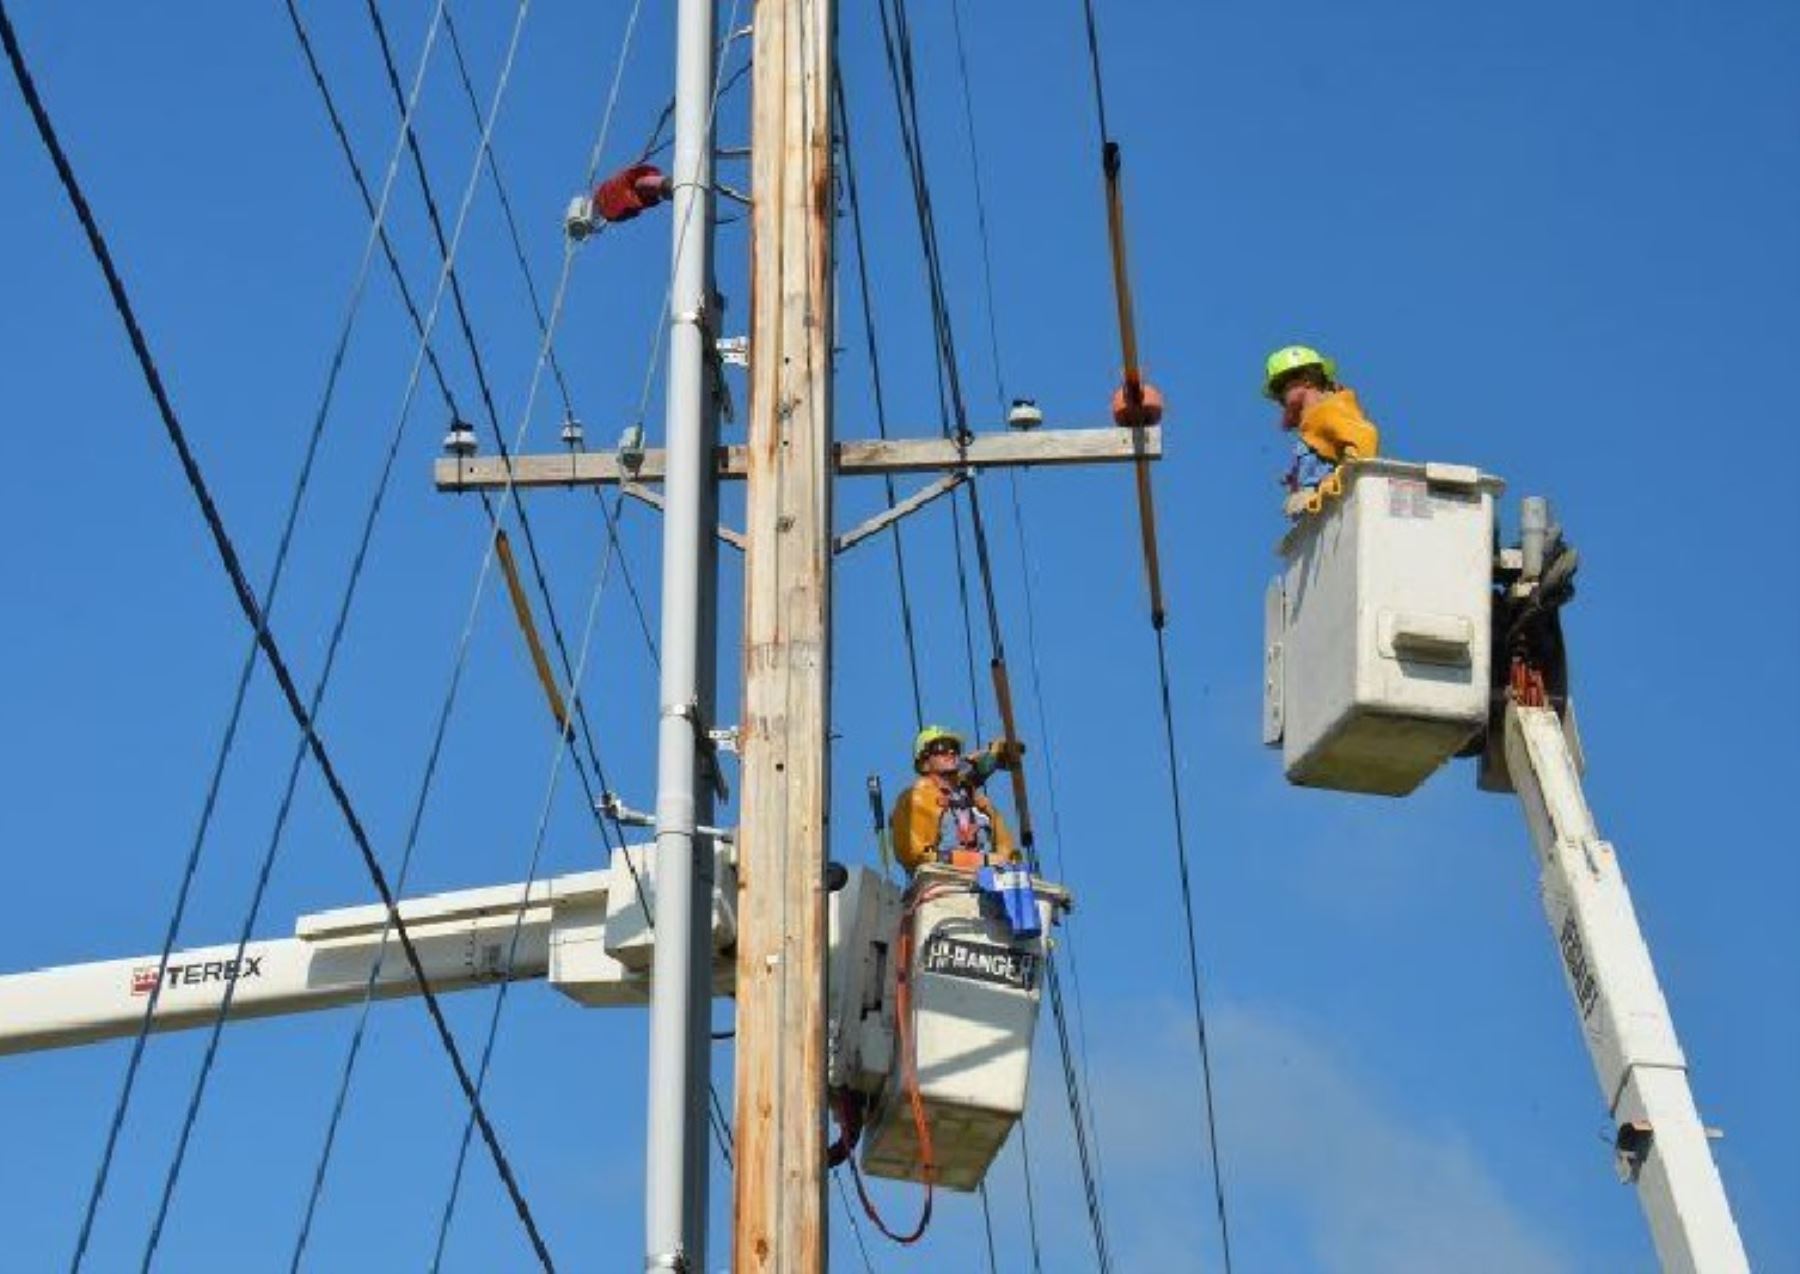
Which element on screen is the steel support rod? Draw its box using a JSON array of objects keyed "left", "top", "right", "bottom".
[{"left": 645, "top": 0, "right": 721, "bottom": 1267}]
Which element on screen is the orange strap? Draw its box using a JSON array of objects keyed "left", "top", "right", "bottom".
[{"left": 845, "top": 885, "right": 952, "bottom": 1244}]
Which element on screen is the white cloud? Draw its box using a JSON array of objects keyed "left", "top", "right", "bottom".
[{"left": 1018, "top": 998, "right": 1570, "bottom": 1273}]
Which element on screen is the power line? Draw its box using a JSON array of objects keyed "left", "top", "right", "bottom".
[
  {"left": 945, "top": 0, "right": 1008, "bottom": 421},
  {"left": 940, "top": 6, "right": 1084, "bottom": 1264},
  {"left": 438, "top": 6, "right": 575, "bottom": 411},
  {"left": 1015, "top": 1117, "right": 1046, "bottom": 1274},
  {"left": 435, "top": 4, "right": 659, "bottom": 665},
  {"left": 139, "top": 0, "right": 567, "bottom": 1257},
  {"left": 349, "top": 0, "right": 656, "bottom": 881},
  {"left": 428, "top": 525, "right": 619, "bottom": 1271},
  {"left": 871, "top": 2, "right": 1114, "bottom": 1267},
  {"left": 1152, "top": 625, "right": 1233, "bottom": 1270},
  {"left": 869, "top": 0, "right": 988, "bottom": 746},
  {"left": 833, "top": 1168, "right": 878, "bottom": 1273},
  {"left": 1076, "top": 0, "right": 1113, "bottom": 149},
  {"left": 45, "top": 2, "right": 450, "bottom": 1265},
  {"left": 833, "top": 69, "right": 924, "bottom": 730},
  {"left": 940, "top": 5, "right": 1091, "bottom": 1259},
  {"left": 1003, "top": 470, "right": 1114, "bottom": 1224},
  {"left": 282, "top": 0, "right": 462, "bottom": 418},
  {"left": 359, "top": 0, "right": 636, "bottom": 833},
  {"left": 0, "top": 5, "right": 556, "bottom": 1267},
  {"left": 1070, "top": 1, "right": 1235, "bottom": 1266},
  {"left": 289, "top": 1, "right": 671, "bottom": 1257},
  {"left": 976, "top": 1182, "right": 999, "bottom": 1273},
  {"left": 370, "top": 5, "right": 749, "bottom": 1254}
]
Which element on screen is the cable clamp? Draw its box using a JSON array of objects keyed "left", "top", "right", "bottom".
[
  {"left": 598, "top": 790, "right": 736, "bottom": 844},
  {"left": 715, "top": 334, "right": 749, "bottom": 367}
]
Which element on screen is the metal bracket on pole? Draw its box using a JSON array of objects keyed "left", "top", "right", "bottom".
[
  {"left": 669, "top": 699, "right": 731, "bottom": 803},
  {"left": 599, "top": 792, "right": 736, "bottom": 845}
]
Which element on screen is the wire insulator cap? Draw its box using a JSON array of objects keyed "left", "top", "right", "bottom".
[
  {"left": 443, "top": 419, "right": 479, "bottom": 457},
  {"left": 1007, "top": 398, "right": 1044, "bottom": 430}
]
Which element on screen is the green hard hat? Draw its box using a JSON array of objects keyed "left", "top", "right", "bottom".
[
  {"left": 913, "top": 724, "right": 963, "bottom": 765},
  {"left": 1264, "top": 344, "right": 1337, "bottom": 399}
]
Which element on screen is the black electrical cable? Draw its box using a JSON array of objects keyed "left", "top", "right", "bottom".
[
  {"left": 1071, "top": 1, "right": 1236, "bottom": 1266},
  {"left": 1153, "top": 625, "right": 1233, "bottom": 1270},
  {"left": 942, "top": 8, "right": 1076, "bottom": 1264},
  {"left": 872, "top": 4, "right": 1116, "bottom": 1265},
  {"left": 833, "top": 1168, "right": 879, "bottom": 1274},
  {"left": 976, "top": 1182, "right": 1000, "bottom": 1273},
  {"left": 282, "top": 0, "right": 461, "bottom": 418},
  {"left": 138, "top": 29, "right": 511, "bottom": 1246},
  {"left": 376, "top": 9, "right": 751, "bottom": 1239},
  {"left": 438, "top": 7, "right": 573, "bottom": 409},
  {"left": 360, "top": 0, "right": 622, "bottom": 802},
  {"left": 833, "top": 69, "right": 925, "bottom": 730},
  {"left": 1076, "top": 0, "right": 1113, "bottom": 148},
  {"left": 869, "top": 0, "right": 989, "bottom": 743},
  {"left": 1015, "top": 1117, "right": 1047, "bottom": 1274},
  {"left": 55, "top": 2, "right": 446, "bottom": 1263},
  {"left": 1043, "top": 957, "right": 1113, "bottom": 1271},
  {"left": 353, "top": 0, "right": 646, "bottom": 856},
  {"left": 434, "top": 6, "right": 661, "bottom": 666},
  {"left": 276, "top": 18, "right": 687, "bottom": 1253},
  {"left": 0, "top": 9, "right": 557, "bottom": 1268}
]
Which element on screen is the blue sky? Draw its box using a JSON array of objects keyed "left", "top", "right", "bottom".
[{"left": 2, "top": 1, "right": 1796, "bottom": 1270}]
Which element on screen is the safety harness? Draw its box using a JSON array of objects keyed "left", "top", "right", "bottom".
[{"left": 933, "top": 776, "right": 998, "bottom": 862}]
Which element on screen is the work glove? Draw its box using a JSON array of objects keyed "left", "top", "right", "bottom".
[
  {"left": 986, "top": 737, "right": 1027, "bottom": 770},
  {"left": 1282, "top": 489, "right": 1314, "bottom": 518}
]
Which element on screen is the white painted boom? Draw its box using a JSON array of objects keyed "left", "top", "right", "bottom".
[
  {"left": 1505, "top": 703, "right": 1748, "bottom": 1273},
  {"left": 0, "top": 844, "right": 739, "bottom": 1056}
]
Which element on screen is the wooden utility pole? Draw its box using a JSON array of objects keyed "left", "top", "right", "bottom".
[
  {"left": 733, "top": 0, "right": 835, "bottom": 1268},
  {"left": 430, "top": 6, "right": 1160, "bottom": 1259}
]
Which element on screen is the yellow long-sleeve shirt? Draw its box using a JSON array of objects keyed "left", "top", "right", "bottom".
[
  {"left": 890, "top": 774, "right": 1018, "bottom": 874},
  {"left": 1298, "top": 388, "right": 1380, "bottom": 464}
]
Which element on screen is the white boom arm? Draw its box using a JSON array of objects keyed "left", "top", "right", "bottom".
[
  {"left": 0, "top": 843, "right": 739, "bottom": 1057},
  {"left": 1505, "top": 703, "right": 1748, "bottom": 1273}
]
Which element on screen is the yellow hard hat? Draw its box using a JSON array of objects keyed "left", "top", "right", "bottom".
[
  {"left": 913, "top": 724, "right": 963, "bottom": 767},
  {"left": 1264, "top": 345, "right": 1337, "bottom": 399}
]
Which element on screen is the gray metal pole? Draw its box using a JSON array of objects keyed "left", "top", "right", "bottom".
[{"left": 645, "top": 0, "right": 719, "bottom": 1267}]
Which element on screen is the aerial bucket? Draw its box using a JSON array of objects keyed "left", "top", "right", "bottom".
[
  {"left": 1264, "top": 458, "right": 1505, "bottom": 796},
  {"left": 856, "top": 865, "right": 1068, "bottom": 1190}
]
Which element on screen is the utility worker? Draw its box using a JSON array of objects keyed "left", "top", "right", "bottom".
[
  {"left": 1264, "top": 345, "right": 1380, "bottom": 517},
  {"left": 890, "top": 725, "right": 1022, "bottom": 875}
]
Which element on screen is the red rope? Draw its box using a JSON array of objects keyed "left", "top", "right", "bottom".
[{"left": 841, "top": 881, "right": 965, "bottom": 1244}]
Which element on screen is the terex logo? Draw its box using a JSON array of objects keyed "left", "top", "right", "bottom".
[{"left": 129, "top": 956, "right": 265, "bottom": 997}]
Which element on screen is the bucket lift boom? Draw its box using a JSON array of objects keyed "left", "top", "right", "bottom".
[
  {"left": 1502, "top": 699, "right": 1745, "bottom": 1271},
  {"left": 0, "top": 842, "right": 739, "bottom": 1057},
  {"left": 0, "top": 841, "right": 1064, "bottom": 1200},
  {"left": 1264, "top": 461, "right": 1749, "bottom": 1272}
]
